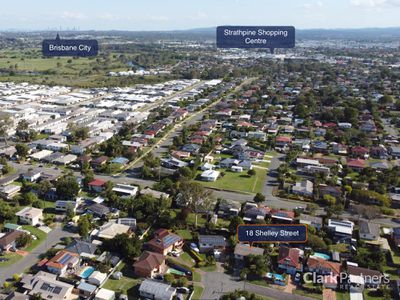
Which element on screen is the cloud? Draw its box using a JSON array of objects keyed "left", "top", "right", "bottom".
[{"left": 351, "top": 0, "right": 400, "bottom": 7}]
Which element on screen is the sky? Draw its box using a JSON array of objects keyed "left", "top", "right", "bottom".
[{"left": 1, "top": 0, "right": 399, "bottom": 31}]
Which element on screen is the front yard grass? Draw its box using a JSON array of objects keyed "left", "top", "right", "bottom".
[
  {"left": 176, "top": 229, "right": 193, "bottom": 240},
  {"left": 21, "top": 225, "right": 47, "bottom": 251},
  {"left": 336, "top": 291, "right": 350, "bottom": 300},
  {"left": 192, "top": 284, "right": 204, "bottom": 299},
  {"left": 0, "top": 252, "right": 23, "bottom": 268}
]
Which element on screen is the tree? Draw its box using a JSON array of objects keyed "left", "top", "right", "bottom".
[
  {"left": 15, "top": 232, "right": 33, "bottom": 248},
  {"left": 78, "top": 215, "right": 91, "bottom": 237},
  {"left": 229, "top": 216, "right": 244, "bottom": 234},
  {"left": 102, "top": 233, "right": 142, "bottom": 260},
  {"left": 306, "top": 234, "right": 327, "bottom": 250},
  {"left": 0, "top": 113, "right": 13, "bottom": 145},
  {"left": 15, "top": 143, "right": 30, "bottom": 159},
  {"left": 19, "top": 192, "right": 38, "bottom": 206},
  {"left": 178, "top": 180, "right": 215, "bottom": 227},
  {"left": 247, "top": 169, "right": 256, "bottom": 176},
  {"left": 37, "top": 180, "right": 53, "bottom": 196},
  {"left": 253, "top": 192, "right": 265, "bottom": 203},
  {"left": 56, "top": 175, "right": 80, "bottom": 199}
]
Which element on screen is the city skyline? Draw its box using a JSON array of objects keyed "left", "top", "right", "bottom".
[{"left": 0, "top": 0, "right": 399, "bottom": 31}]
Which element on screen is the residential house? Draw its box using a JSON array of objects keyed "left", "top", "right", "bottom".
[
  {"left": 55, "top": 200, "right": 78, "bottom": 213},
  {"left": 278, "top": 246, "right": 303, "bottom": 275},
  {"left": 234, "top": 243, "right": 264, "bottom": 261},
  {"left": 327, "top": 219, "right": 354, "bottom": 242},
  {"left": 112, "top": 184, "right": 138, "bottom": 197},
  {"left": 140, "top": 188, "right": 170, "bottom": 200},
  {"left": 92, "top": 222, "right": 130, "bottom": 240},
  {"left": 87, "top": 203, "right": 111, "bottom": 218},
  {"left": 77, "top": 282, "right": 97, "bottom": 299},
  {"left": 20, "top": 271, "right": 74, "bottom": 299},
  {"left": 21, "top": 170, "right": 41, "bottom": 182},
  {"left": 91, "top": 156, "right": 109, "bottom": 169},
  {"left": 94, "top": 288, "right": 115, "bottom": 300},
  {"left": 200, "top": 170, "right": 220, "bottom": 182},
  {"left": 271, "top": 210, "right": 295, "bottom": 223},
  {"left": 0, "top": 184, "right": 21, "bottom": 200},
  {"left": 146, "top": 229, "right": 183, "bottom": 256},
  {"left": 292, "top": 180, "right": 314, "bottom": 197},
  {"left": 138, "top": 279, "right": 176, "bottom": 300},
  {"left": 347, "top": 265, "right": 382, "bottom": 289},
  {"left": 133, "top": 251, "right": 167, "bottom": 278},
  {"left": 359, "top": 221, "right": 380, "bottom": 241},
  {"left": 65, "top": 239, "right": 98, "bottom": 259},
  {"left": 392, "top": 227, "right": 400, "bottom": 249},
  {"left": 181, "top": 143, "right": 201, "bottom": 155},
  {"left": 243, "top": 203, "right": 271, "bottom": 223},
  {"left": 0, "top": 230, "right": 23, "bottom": 251},
  {"left": 88, "top": 179, "right": 107, "bottom": 193},
  {"left": 319, "top": 185, "right": 342, "bottom": 199},
  {"left": 15, "top": 207, "right": 43, "bottom": 226},
  {"left": 217, "top": 199, "right": 241, "bottom": 218},
  {"left": 198, "top": 235, "right": 226, "bottom": 253},
  {"left": 298, "top": 214, "right": 323, "bottom": 230},
  {"left": 346, "top": 158, "right": 366, "bottom": 171},
  {"left": 45, "top": 250, "right": 80, "bottom": 275},
  {"left": 306, "top": 257, "right": 341, "bottom": 289},
  {"left": 88, "top": 271, "right": 107, "bottom": 286}
]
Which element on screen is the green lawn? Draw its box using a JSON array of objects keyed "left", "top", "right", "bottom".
[
  {"left": 192, "top": 271, "right": 202, "bottom": 282},
  {"left": 330, "top": 243, "right": 349, "bottom": 253},
  {"left": 21, "top": 225, "right": 47, "bottom": 251},
  {"left": 186, "top": 213, "right": 207, "bottom": 227},
  {"left": 102, "top": 262, "right": 141, "bottom": 297},
  {"left": 0, "top": 252, "right": 23, "bottom": 268},
  {"left": 192, "top": 285, "right": 204, "bottom": 299},
  {"left": 336, "top": 291, "right": 351, "bottom": 300},
  {"left": 199, "top": 264, "right": 217, "bottom": 272},
  {"left": 176, "top": 229, "right": 193, "bottom": 240},
  {"left": 196, "top": 168, "right": 267, "bottom": 194},
  {"left": 180, "top": 252, "right": 196, "bottom": 266}
]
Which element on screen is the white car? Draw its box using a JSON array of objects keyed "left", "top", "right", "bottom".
[{"left": 190, "top": 243, "right": 200, "bottom": 253}]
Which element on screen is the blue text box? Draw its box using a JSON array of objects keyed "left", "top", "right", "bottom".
[
  {"left": 42, "top": 38, "right": 98, "bottom": 57},
  {"left": 237, "top": 224, "right": 307, "bottom": 244},
  {"left": 217, "top": 26, "right": 295, "bottom": 51}
]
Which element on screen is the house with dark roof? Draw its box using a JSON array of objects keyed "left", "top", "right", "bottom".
[
  {"left": 87, "top": 203, "right": 111, "bottom": 218},
  {"left": 298, "top": 214, "right": 323, "bottom": 230},
  {"left": 198, "top": 235, "right": 226, "bottom": 253},
  {"left": 392, "top": 227, "right": 400, "bottom": 249},
  {"left": 0, "top": 230, "right": 23, "bottom": 251},
  {"left": 65, "top": 239, "right": 98, "bottom": 259},
  {"left": 346, "top": 265, "right": 382, "bottom": 288},
  {"left": 271, "top": 209, "right": 295, "bottom": 223},
  {"left": 359, "top": 220, "right": 380, "bottom": 241},
  {"left": 278, "top": 246, "right": 303, "bottom": 275},
  {"left": 242, "top": 203, "right": 271, "bottom": 223},
  {"left": 133, "top": 251, "right": 167, "bottom": 278},
  {"left": 146, "top": 229, "right": 183, "bottom": 256}
]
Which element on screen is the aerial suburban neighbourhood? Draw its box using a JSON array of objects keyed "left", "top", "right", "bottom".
[{"left": 0, "top": 2, "right": 399, "bottom": 300}]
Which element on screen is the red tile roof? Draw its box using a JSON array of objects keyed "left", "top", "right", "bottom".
[{"left": 88, "top": 179, "right": 107, "bottom": 186}]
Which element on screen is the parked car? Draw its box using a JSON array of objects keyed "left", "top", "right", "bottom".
[
  {"left": 190, "top": 243, "right": 200, "bottom": 253},
  {"left": 176, "top": 287, "right": 190, "bottom": 294}
]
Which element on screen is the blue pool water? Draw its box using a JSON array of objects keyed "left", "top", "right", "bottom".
[
  {"left": 311, "top": 252, "right": 330, "bottom": 260},
  {"left": 79, "top": 266, "right": 95, "bottom": 279},
  {"left": 266, "top": 272, "right": 285, "bottom": 281}
]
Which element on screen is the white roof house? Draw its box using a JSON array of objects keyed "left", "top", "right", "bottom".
[
  {"left": 328, "top": 219, "right": 354, "bottom": 236},
  {"left": 16, "top": 207, "right": 43, "bottom": 226},
  {"left": 95, "top": 288, "right": 115, "bottom": 300},
  {"left": 88, "top": 271, "right": 107, "bottom": 286},
  {"left": 92, "top": 222, "right": 130, "bottom": 240},
  {"left": 112, "top": 184, "right": 138, "bottom": 197},
  {"left": 29, "top": 150, "right": 53, "bottom": 160},
  {"left": 200, "top": 170, "right": 220, "bottom": 182}
]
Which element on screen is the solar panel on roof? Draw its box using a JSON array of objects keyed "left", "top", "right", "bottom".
[
  {"left": 41, "top": 283, "right": 50, "bottom": 291},
  {"left": 53, "top": 287, "right": 62, "bottom": 294},
  {"left": 163, "top": 234, "right": 180, "bottom": 247},
  {"left": 58, "top": 253, "right": 72, "bottom": 265}
]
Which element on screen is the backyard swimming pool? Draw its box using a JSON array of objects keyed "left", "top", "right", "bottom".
[
  {"left": 311, "top": 252, "right": 330, "bottom": 260},
  {"left": 78, "top": 266, "right": 95, "bottom": 279}
]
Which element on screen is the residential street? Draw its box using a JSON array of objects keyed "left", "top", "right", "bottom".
[
  {"left": 200, "top": 268, "right": 313, "bottom": 300},
  {"left": 0, "top": 223, "right": 76, "bottom": 285}
]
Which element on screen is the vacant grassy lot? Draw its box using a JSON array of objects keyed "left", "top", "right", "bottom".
[{"left": 196, "top": 168, "right": 266, "bottom": 194}]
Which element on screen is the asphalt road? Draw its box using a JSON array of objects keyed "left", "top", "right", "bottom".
[
  {"left": 201, "top": 270, "right": 312, "bottom": 300},
  {"left": 0, "top": 223, "right": 77, "bottom": 285}
]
